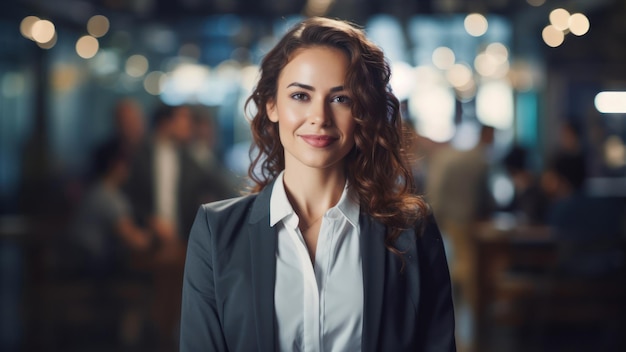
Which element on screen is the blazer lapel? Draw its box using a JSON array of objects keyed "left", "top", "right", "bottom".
[
  {"left": 248, "top": 185, "right": 277, "bottom": 351},
  {"left": 360, "top": 214, "right": 386, "bottom": 352}
]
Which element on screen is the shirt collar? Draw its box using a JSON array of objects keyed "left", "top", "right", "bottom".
[
  {"left": 269, "top": 171, "right": 360, "bottom": 228},
  {"left": 269, "top": 171, "right": 294, "bottom": 227}
]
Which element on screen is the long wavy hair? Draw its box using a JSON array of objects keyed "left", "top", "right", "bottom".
[{"left": 245, "top": 17, "right": 429, "bottom": 251}]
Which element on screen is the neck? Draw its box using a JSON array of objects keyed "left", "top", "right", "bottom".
[{"left": 282, "top": 167, "right": 346, "bottom": 221}]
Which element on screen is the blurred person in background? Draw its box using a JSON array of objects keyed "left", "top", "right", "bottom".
[
  {"left": 123, "top": 102, "right": 213, "bottom": 351},
  {"left": 111, "top": 97, "right": 147, "bottom": 158},
  {"left": 188, "top": 105, "right": 220, "bottom": 172},
  {"left": 425, "top": 123, "right": 496, "bottom": 352},
  {"left": 542, "top": 152, "right": 624, "bottom": 277},
  {"left": 68, "top": 140, "right": 158, "bottom": 347},
  {"left": 70, "top": 140, "right": 152, "bottom": 278},
  {"left": 502, "top": 146, "right": 549, "bottom": 225},
  {"left": 179, "top": 17, "right": 455, "bottom": 352},
  {"left": 188, "top": 104, "right": 244, "bottom": 195}
]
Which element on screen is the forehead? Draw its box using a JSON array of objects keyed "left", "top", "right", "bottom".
[{"left": 278, "top": 46, "right": 349, "bottom": 85}]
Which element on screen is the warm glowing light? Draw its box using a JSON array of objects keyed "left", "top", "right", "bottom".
[
  {"left": 569, "top": 13, "right": 590, "bottom": 36},
  {"left": 604, "top": 136, "right": 626, "bottom": 168},
  {"left": 455, "top": 78, "right": 477, "bottom": 102},
  {"left": 542, "top": 25, "right": 565, "bottom": 47},
  {"left": 240, "top": 65, "right": 260, "bottom": 93},
  {"left": 409, "top": 66, "right": 455, "bottom": 142},
  {"left": 491, "top": 61, "right": 510, "bottom": 79},
  {"left": 31, "top": 20, "right": 55, "bottom": 43},
  {"left": 20, "top": 16, "right": 40, "bottom": 40},
  {"left": 125, "top": 55, "right": 149, "bottom": 77},
  {"left": 474, "top": 53, "right": 498, "bottom": 77},
  {"left": 37, "top": 32, "right": 57, "bottom": 49},
  {"left": 476, "top": 80, "right": 514, "bottom": 129},
  {"left": 161, "top": 63, "right": 210, "bottom": 103},
  {"left": 432, "top": 47, "right": 455, "bottom": 70},
  {"left": 446, "top": 63, "right": 473, "bottom": 88},
  {"left": 144, "top": 71, "right": 166, "bottom": 95},
  {"left": 595, "top": 91, "right": 626, "bottom": 113},
  {"left": 475, "top": 43, "right": 509, "bottom": 78},
  {"left": 486, "top": 42, "right": 508, "bottom": 64},
  {"left": 549, "top": 8, "right": 570, "bottom": 31},
  {"left": 464, "top": 13, "right": 488, "bottom": 37},
  {"left": 390, "top": 62, "right": 416, "bottom": 101},
  {"left": 410, "top": 86, "right": 456, "bottom": 142},
  {"left": 76, "top": 35, "right": 99, "bottom": 59},
  {"left": 87, "top": 15, "right": 110, "bottom": 38}
]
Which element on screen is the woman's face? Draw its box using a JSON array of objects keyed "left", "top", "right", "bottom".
[{"left": 266, "top": 46, "right": 356, "bottom": 173}]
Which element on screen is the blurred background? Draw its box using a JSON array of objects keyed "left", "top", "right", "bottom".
[{"left": 1, "top": 0, "right": 625, "bottom": 351}]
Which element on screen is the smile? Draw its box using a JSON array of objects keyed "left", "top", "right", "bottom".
[{"left": 300, "top": 134, "right": 338, "bottom": 148}]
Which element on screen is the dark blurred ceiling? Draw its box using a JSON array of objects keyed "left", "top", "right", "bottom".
[
  {"left": 4, "top": 0, "right": 626, "bottom": 74},
  {"left": 5, "top": 0, "right": 623, "bottom": 25}
]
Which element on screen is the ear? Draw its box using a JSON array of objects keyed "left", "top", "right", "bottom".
[{"left": 266, "top": 100, "right": 278, "bottom": 123}]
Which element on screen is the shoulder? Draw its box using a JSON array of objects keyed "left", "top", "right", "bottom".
[
  {"left": 188, "top": 194, "right": 260, "bottom": 250},
  {"left": 201, "top": 193, "right": 257, "bottom": 214},
  {"left": 197, "top": 194, "right": 259, "bottom": 228}
]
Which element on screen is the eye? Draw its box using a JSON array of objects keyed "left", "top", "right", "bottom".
[
  {"left": 332, "top": 95, "right": 352, "bottom": 105},
  {"left": 291, "top": 92, "right": 309, "bottom": 101}
]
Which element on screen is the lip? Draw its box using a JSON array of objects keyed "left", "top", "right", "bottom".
[{"left": 300, "top": 134, "right": 338, "bottom": 148}]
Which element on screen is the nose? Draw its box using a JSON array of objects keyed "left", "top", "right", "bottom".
[{"left": 308, "top": 99, "right": 332, "bottom": 126}]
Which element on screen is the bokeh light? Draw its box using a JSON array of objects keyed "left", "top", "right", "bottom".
[
  {"left": 37, "top": 32, "right": 57, "bottom": 49},
  {"left": 476, "top": 80, "right": 514, "bottom": 129},
  {"left": 144, "top": 71, "right": 166, "bottom": 95},
  {"left": 20, "top": 16, "right": 40, "bottom": 40},
  {"left": 87, "top": 15, "right": 110, "bottom": 38},
  {"left": 76, "top": 35, "right": 99, "bottom": 59},
  {"left": 432, "top": 47, "right": 455, "bottom": 70},
  {"left": 464, "top": 13, "right": 488, "bottom": 37},
  {"left": 125, "top": 55, "right": 149, "bottom": 77},
  {"left": 31, "top": 19, "right": 55, "bottom": 43},
  {"left": 549, "top": 8, "right": 570, "bottom": 31},
  {"left": 542, "top": 24, "right": 565, "bottom": 47},
  {"left": 569, "top": 13, "right": 590, "bottom": 36},
  {"left": 446, "top": 63, "right": 473, "bottom": 88},
  {"left": 595, "top": 91, "right": 626, "bottom": 113}
]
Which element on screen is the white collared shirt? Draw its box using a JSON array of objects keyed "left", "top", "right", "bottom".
[{"left": 270, "top": 171, "right": 363, "bottom": 352}]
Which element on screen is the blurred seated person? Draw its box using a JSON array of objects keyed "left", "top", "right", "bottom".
[
  {"left": 542, "top": 152, "right": 624, "bottom": 276},
  {"left": 69, "top": 140, "right": 155, "bottom": 280},
  {"left": 502, "top": 146, "right": 549, "bottom": 225}
]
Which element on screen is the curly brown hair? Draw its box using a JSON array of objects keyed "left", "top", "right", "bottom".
[{"left": 245, "top": 17, "right": 429, "bottom": 250}]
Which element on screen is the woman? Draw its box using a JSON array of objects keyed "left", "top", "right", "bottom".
[{"left": 180, "top": 17, "right": 455, "bottom": 352}]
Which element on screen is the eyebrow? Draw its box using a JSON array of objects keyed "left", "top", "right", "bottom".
[{"left": 286, "top": 82, "right": 345, "bottom": 93}]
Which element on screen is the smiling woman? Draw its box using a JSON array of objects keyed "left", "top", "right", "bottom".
[
  {"left": 267, "top": 46, "right": 356, "bottom": 174},
  {"left": 179, "top": 17, "right": 456, "bottom": 352}
]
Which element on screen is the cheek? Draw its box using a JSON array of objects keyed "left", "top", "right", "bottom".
[{"left": 339, "top": 117, "right": 357, "bottom": 138}]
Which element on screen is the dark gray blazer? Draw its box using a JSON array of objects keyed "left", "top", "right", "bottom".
[{"left": 180, "top": 184, "right": 456, "bottom": 352}]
